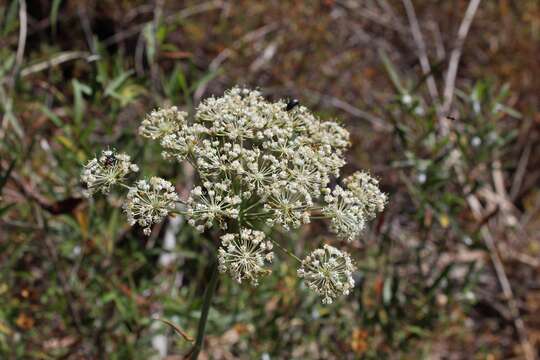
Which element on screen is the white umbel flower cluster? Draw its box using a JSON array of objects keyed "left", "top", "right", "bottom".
[
  {"left": 81, "top": 150, "right": 139, "bottom": 196},
  {"left": 297, "top": 244, "right": 356, "bottom": 304},
  {"left": 139, "top": 106, "right": 187, "bottom": 140},
  {"left": 186, "top": 181, "right": 241, "bottom": 232},
  {"left": 124, "top": 177, "right": 179, "bottom": 235},
  {"left": 148, "top": 87, "right": 353, "bottom": 233},
  {"left": 322, "top": 171, "right": 386, "bottom": 242},
  {"left": 82, "top": 87, "right": 387, "bottom": 303},
  {"left": 218, "top": 229, "right": 274, "bottom": 285},
  {"left": 344, "top": 171, "right": 387, "bottom": 220},
  {"left": 322, "top": 185, "right": 366, "bottom": 242}
]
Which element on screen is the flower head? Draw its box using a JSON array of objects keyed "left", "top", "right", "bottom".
[
  {"left": 139, "top": 106, "right": 187, "bottom": 140},
  {"left": 161, "top": 124, "right": 206, "bottom": 162},
  {"left": 322, "top": 186, "right": 366, "bottom": 242},
  {"left": 186, "top": 181, "right": 241, "bottom": 232},
  {"left": 344, "top": 171, "right": 387, "bottom": 220},
  {"left": 297, "top": 244, "right": 356, "bottom": 304},
  {"left": 322, "top": 171, "right": 386, "bottom": 242},
  {"left": 264, "top": 185, "right": 312, "bottom": 230},
  {"left": 149, "top": 87, "right": 351, "bottom": 233},
  {"left": 81, "top": 150, "right": 139, "bottom": 196},
  {"left": 218, "top": 229, "right": 274, "bottom": 285},
  {"left": 124, "top": 177, "right": 178, "bottom": 235},
  {"left": 84, "top": 87, "right": 387, "bottom": 303}
]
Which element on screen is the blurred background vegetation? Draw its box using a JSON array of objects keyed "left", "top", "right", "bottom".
[{"left": 1, "top": 0, "right": 539, "bottom": 359}]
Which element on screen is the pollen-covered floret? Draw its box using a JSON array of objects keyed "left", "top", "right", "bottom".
[
  {"left": 218, "top": 229, "right": 274, "bottom": 285},
  {"left": 81, "top": 150, "right": 139, "bottom": 196},
  {"left": 297, "top": 244, "right": 356, "bottom": 304},
  {"left": 139, "top": 106, "right": 187, "bottom": 140},
  {"left": 124, "top": 177, "right": 179, "bottom": 235}
]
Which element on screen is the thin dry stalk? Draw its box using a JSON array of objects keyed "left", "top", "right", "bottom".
[
  {"left": 402, "top": 0, "right": 440, "bottom": 104},
  {"left": 441, "top": 0, "right": 482, "bottom": 115}
]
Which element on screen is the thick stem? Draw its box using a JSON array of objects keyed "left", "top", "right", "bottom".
[{"left": 190, "top": 260, "right": 219, "bottom": 360}]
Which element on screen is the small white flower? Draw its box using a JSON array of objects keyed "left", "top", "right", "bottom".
[
  {"left": 218, "top": 229, "right": 274, "bottom": 285},
  {"left": 401, "top": 93, "right": 413, "bottom": 105},
  {"left": 124, "top": 177, "right": 178, "bottom": 235},
  {"left": 471, "top": 136, "right": 482, "bottom": 147},
  {"left": 297, "top": 244, "right": 356, "bottom": 304},
  {"left": 81, "top": 150, "right": 139, "bottom": 196}
]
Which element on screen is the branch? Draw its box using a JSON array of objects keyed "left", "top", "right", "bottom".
[
  {"left": 402, "top": 0, "right": 440, "bottom": 104},
  {"left": 19, "top": 51, "right": 99, "bottom": 78},
  {"left": 186, "top": 260, "right": 219, "bottom": 360},
  {"left": 9, "top": 0, "right": 27, "bottom": 87},
  {"left": 441, "top": 0, "right": 482, "bottom": 114}
]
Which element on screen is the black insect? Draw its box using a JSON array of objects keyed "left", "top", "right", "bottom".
[
  {"left": 285, "top": 99, "right": 300, "bottom": 111},
  {"left": 446, "top": 116, "right": 456, "bottom": 121},
  {"left": 103, "top": 153, "right": 117, "bottom": 166}
]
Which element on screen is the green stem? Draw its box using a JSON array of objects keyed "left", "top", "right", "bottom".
[
  {"left": 270, "top": 238, "right": 302, "bottom": 263},
  {"left": 190, "top": 260, "right": 219, "bottom": 360}
]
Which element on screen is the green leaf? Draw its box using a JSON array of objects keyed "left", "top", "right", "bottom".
[
  {"left": 104, "top": 70, "right": 134, "bottom": 98},
  {"left": 50, "top": 0, "right": 62, "bottom": 36},
  {"left": 427, "top": 263, "right": 454, "bottom": 295},
  {"left": 143, "top": 23, "right": 156, "bottom": 65},
  {"left": 383, "top": 276, "right": 393, "bottom": 305},
  {"left": 39, "top": 105, "right": 63, "bottom": 128},
  {"left": 0, "top": 203, "right": 15, "bottom": 217},
  {"left": 72, "top": 79, "right": 92, "bottom": 126},
  {"left": 2, "top": 1, "right": 19, "bottom": 36},
  {"left": 379, "top": 48, "right": 404, "bottom": 93}
]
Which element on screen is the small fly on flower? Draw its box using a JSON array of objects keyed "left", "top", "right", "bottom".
[
  {"left": 103, "top": 153, "right": 117, "bottom": 166},
  {"left": 285, "top": 99, "right": 300, "bottom": 111}
]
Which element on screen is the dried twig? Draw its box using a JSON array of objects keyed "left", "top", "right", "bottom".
[
  {"left": 77, "top": 4, "right": 96, "bottom": 54},
  {"left": 155, "top": 318, "right": 194, "bottom": 343},
  {"left": 441, "top": 0, "right": 482, "bottom": 114},
  {"left": 481, "top": 226, "right": 536, "bottom": 360},
  {"left": 510, "top": 140, "right": 532, "bottom": 201},
  {"left": 19, "top": 51, "right": 99, "bottom": 78},
  {"left": 307, "top": 90, "right": 390, "bottom": 130},
  {"left": 194, "top": 22, "right": 279, "bottom": 103},
  {"left": 402, "top": 0, "right": 440, "bottom": 104},
  {"left": 9, "top": 0, "right": 27, "bottom": 86}
]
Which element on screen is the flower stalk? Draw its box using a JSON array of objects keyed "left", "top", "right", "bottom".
[{"left": 190, "top": 258, "right": 219, "bottom": 360}]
